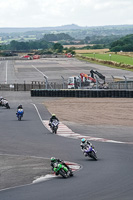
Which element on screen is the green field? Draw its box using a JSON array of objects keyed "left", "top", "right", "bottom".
[{"left": 82, "top": 53, "right": 133, "bottom": 66}]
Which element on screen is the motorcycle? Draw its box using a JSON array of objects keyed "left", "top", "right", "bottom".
[
  {"left": 51, "top": 120, "right": 59, "bottom": 134},
  {"left": 16, "top": 109, "right": 24, "bottom": 121},
  {"left": 53, "top": 162, "right": 73, "bottom": 178},
  {"left": 83, "top": 145, "right": 97, "bottom": 161},
  {"left": 0, "top": 99, "right": 10, "bottom": 109},
  {"left": 5, "top": 102, "right": 10, "bottom": 109}
]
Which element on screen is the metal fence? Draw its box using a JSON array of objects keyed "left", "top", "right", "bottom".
[
  {"left": 108, "top": 81, "right": 133, "bottom": 89},
  {"left": 0, "top": 80, "right": 133, "bottom": 91},
  {"left": 0, "top": 82, "right": 68, "bottom": 91}
]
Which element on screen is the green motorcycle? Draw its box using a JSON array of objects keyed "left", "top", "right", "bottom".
[{"left": 53, "top": 163, "right": 73, "bottom": 178}]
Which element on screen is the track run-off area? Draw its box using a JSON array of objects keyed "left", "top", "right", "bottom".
[{"left": 0, "top": 58, "right": 133, "bottom": 200}]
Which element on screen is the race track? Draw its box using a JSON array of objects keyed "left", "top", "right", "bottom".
[
  {"left": 0, "top": 58, "right": 133, "bottom": 84},
  {"left": 0, "top": 58, "right": 133, "bottom": 200}
]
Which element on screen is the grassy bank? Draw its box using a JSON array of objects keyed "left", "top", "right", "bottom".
[
  {"left": 76, "top": 52, "right": 133, "bottom": 71},
  {"left": 82, "top": 53, "right": 133, "bottom": 66}
]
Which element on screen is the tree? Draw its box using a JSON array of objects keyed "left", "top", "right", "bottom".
[
  {"left": 110, "top": 34, "right": 133, "bottom": 52},
  {"left": 53, "top": 43, "right": 63, "bottom": 53},
  {"left": 43, "top": 33, "right": 73, "bottom": 41}
]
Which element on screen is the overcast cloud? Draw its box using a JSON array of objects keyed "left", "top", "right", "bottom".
[{"left": 0, "top": 0, "right": 133, "bottom": 27}]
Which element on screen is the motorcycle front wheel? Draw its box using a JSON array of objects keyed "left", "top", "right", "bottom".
[
  {"left": 90, "top": 151, "right": 97, "bottom": 161},
  {"left": 54, "top": 128, "right": 57, "bottom": 134},
  {"left": 18, "top": 116, "right": 21, "bottom": 121},
  {"left": 6, "top": 104, "right": 10, "bottom": 109},
  {"left": 59, "top": 169, "right": 68, "bottom": 178},
  {"left": 52, "top": 127, "right": 57, "bottom": 134}
]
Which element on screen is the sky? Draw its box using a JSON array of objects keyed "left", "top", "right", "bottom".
[{"left": 0, "top": 0, "right": 133, "bottom": 28}]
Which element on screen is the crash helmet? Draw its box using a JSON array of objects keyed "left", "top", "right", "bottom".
[
  {"left": 51, "top": 157, "right": 56, "bottom": 162},
  {"left": 81, "top": 138, "right": 86, "bottom": 143},
  {"left": 52, "top": 114, "right": 56, "bottom": 117},
  {"left": 19, "top": 104, "right": 22, "bottom": 108}
]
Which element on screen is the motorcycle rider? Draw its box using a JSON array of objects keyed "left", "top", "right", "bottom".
[
  {"left": 16, "top": 105, "right": 24, "bottom": 117},
  {"left": 50, "top": 157, "right": 72, "bottom": 175},
  {"left": 17, "top": 104, "right": 23, "bottom": 110},
  {"left": 80, "top": 138, "right": 93, "bottom": 156},
  {"left": 49, "top": 114, "right": 59, "bottom": 127}
]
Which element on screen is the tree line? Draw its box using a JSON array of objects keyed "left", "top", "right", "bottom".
[
  {"left": 110, "top": 34, "right": 133, "bottom": 52},
  {"left": 0, "top": 33, "right": 133, "bottom": 53}
]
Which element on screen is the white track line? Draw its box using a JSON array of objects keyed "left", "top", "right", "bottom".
[
  {"left": 32, "top": 65, "right": 48, "bottom": 78},
  {"left": 33, "top": 174, "right": 55, "bottom": 184},
  {"left": 5, "top": 61, "right": 8, "bottom": 84},
  {"left": 33, "top": 161, "right": 81, "bottom": 184},
  {"left": 31, "top": 103, "right": 44, "bottom": 124},
  {"left": 43, "top": 120, "right": 133, "bottom": 144}
]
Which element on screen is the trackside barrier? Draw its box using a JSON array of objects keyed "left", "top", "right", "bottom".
[{"left": 31, "top": 89, "right": 133, "bottom": 98}]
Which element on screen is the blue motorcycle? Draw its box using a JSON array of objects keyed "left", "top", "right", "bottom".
[{"left": 16, "top": 109, "right": 24, "bottom": 121}]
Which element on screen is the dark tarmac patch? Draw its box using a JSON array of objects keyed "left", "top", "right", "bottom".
[{"left": 0, "top": 154, "right": 51, "bottom": 190}]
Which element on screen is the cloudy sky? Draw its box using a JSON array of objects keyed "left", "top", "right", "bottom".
[{"left": 0, "top": 0, "right": 133, "bottom": 27}]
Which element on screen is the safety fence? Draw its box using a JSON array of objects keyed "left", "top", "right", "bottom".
[
  {"left": 0, "top": 82, "right": 67, "bottom": 91},
  {"left": 31, "top": 89, "right": 133, "bottom": 98},
  {"left": 0, "top": 81, "right": 133, "bottom": 91},
  {"left": 108, "top": 81, "right": 133, "bottom": 89}
]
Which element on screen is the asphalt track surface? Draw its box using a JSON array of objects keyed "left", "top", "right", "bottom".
[
  {"left": 0, "top": 93, "right": 133, "bottom": 200},
  {"left": 1, "top": 58, "right": 133, "bottom": 84},
  {"left": 0, "top": 58, "right": 133, "bottom": 200}
]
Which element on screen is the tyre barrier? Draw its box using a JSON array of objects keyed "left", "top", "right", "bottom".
[{"left": 31, "top": 89, "right": 133, "bottom": 98}]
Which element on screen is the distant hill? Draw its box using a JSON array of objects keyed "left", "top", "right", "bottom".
[
  {"left": 0, "top": 24, "right": 133, "bottom": 45},
  {"left": 0, "top": 24, "right": 83, "bottom": 33},
  {"left": 0, "top": 24, "right": 133, "bottom": 33}
]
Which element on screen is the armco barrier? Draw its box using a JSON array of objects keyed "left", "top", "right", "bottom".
[{"left": 31, "top": 89, "right": 133, "bottom": 98}]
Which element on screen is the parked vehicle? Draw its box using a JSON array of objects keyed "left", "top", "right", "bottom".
[
  {"left": 51, "top": 120, "right": 59, "bottom": 134},
  {"left": 53, "top": 162, "right": 73, "bottom": 178},
  {"left": 68, "top": 70, "right": 105, "bottom": 89},
  {"left": 83, "top": 145, "right": 97, "bottom": 161}
]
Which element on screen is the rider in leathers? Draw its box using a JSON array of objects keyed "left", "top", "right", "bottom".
[
  {"left": 50, "top": 157, "right": 72, "bottom": 175},
  {"left": 16, "top": 105, "right": 24, "bottom": 117},
  {"left": 49, "top": 114, "right": 59, "bottom": 127},
  {"left": 80, "top": 138, "right": 93, "bottom": 156}
]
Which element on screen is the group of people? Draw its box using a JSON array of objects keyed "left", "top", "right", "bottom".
[
  {"left": 2, "top": 99, "right": 93, "bottom": 172},
  {"left": 50, "top": 137, "right": 93, "bottom": 173}
]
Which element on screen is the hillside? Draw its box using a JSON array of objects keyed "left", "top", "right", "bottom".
[{"left": 110, "top": 34, "right": 133, "bottom": 52}]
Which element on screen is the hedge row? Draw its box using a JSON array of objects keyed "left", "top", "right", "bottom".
[{"left": 31, "top": 89, "right": 133, "bottom": 98}]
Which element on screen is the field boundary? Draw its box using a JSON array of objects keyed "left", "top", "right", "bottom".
[{"left": 76, "top": 55, "right": 133, "bottom": 71}]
